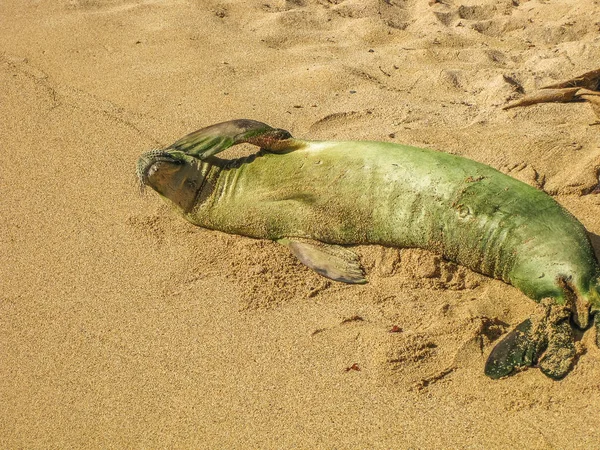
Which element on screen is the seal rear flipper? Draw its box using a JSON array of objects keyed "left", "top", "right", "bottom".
[
  {"left": 485, "top": 304, "right": 577, "bottom": 379},
  {"left": 278, "top": 238, "right": 367, "bottom": 284},
  {"left": 168, "top": 119, "right": 298, "bottom": 159},
  {"left": 537, "top": 319, "right": 576, "bottom": 379},
  {"left": 484, "top": 318, "right": 543, "bottom": 379}
]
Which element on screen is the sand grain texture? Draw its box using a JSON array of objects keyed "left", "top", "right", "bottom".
[{"left": 2, "top": 0, "right": 600, "bottom": 448}]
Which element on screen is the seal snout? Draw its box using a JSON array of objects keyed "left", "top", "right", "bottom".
[{"left": 136, "top": 150, "right": 179, "bottom": 188}]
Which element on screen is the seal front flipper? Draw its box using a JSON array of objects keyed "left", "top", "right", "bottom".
[
  {"left": 278, "top": 238, "right": 367, "bottom": 284},
  {"left": 485, "top": 305, "right": 576, "bottom": 379},
  {"left": 484, "top": 318, "right": 541, "bottom": 379},
  {"left": 168, "top": 119, "right": 300, "bottom": 159}
]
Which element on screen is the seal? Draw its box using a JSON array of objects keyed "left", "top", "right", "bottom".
[{"left": 137, "top": 119, "right": 600, "bottom": 379}]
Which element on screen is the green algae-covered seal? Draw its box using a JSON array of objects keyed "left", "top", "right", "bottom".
[{"left": 137, "top": 119, "right": 600, "bottom": 379}]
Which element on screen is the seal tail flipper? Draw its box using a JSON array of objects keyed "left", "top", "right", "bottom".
[
  {"left": 278, "top": 238, "right": 367, "bottom": 284},
  {"left": 167, "top": 119, "right": 302, "bottom": 159},
  {"left": 485, "top": 305, "right": 576, "bottom": 379},
  {"left": 537, "top": 318, "right": 576, "bottom": 379},
  {"left": 484, "top": 318, "right": 541, "bottom": 379}
]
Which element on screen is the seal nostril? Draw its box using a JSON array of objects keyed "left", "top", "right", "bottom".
[
  {"left": 136, "top": 149, "right": 188, "bottom": 194},
  {"left": 137, "top": 149, "right": 165, "bottom": 188}
]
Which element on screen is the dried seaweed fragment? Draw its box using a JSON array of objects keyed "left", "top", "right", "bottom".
[{"left": 503, "top": 69, "right": 600, "bottom": 120}]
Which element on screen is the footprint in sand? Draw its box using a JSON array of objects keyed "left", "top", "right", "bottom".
[{"left": 309, "top": 313, "right": 491, "bottom": 389}]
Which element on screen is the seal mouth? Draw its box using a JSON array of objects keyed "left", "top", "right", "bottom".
[{"left": 136, "top": 149, "right": 183, "bottom": 193}]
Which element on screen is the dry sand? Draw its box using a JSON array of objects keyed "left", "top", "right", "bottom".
[{"left": 2, "top": 0, "right": 600, "bottom": 448}]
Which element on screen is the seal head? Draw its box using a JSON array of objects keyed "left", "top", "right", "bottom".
[{"left": 137, "top": 149, "right": 204, "bottom": 213}]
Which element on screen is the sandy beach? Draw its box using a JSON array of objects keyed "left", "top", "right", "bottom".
[{"left": 2, "top": 0, "right": 600, "bottom": 448}]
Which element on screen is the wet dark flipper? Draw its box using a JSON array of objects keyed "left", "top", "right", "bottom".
[
  {"left": 167, "top": 119, "right": 296, "bottom": 159},
  {"left": 537, "top": 318, "right": 576, "bottom": 380},
  {"left": 484, "top": 319, "right": 545, "bottom": 379},
  {"left": 485, "top": 304, "right": 578, "bottom": 380},
  {"left": 279, "top": 238, "right": 367, "bottom": 284}
]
